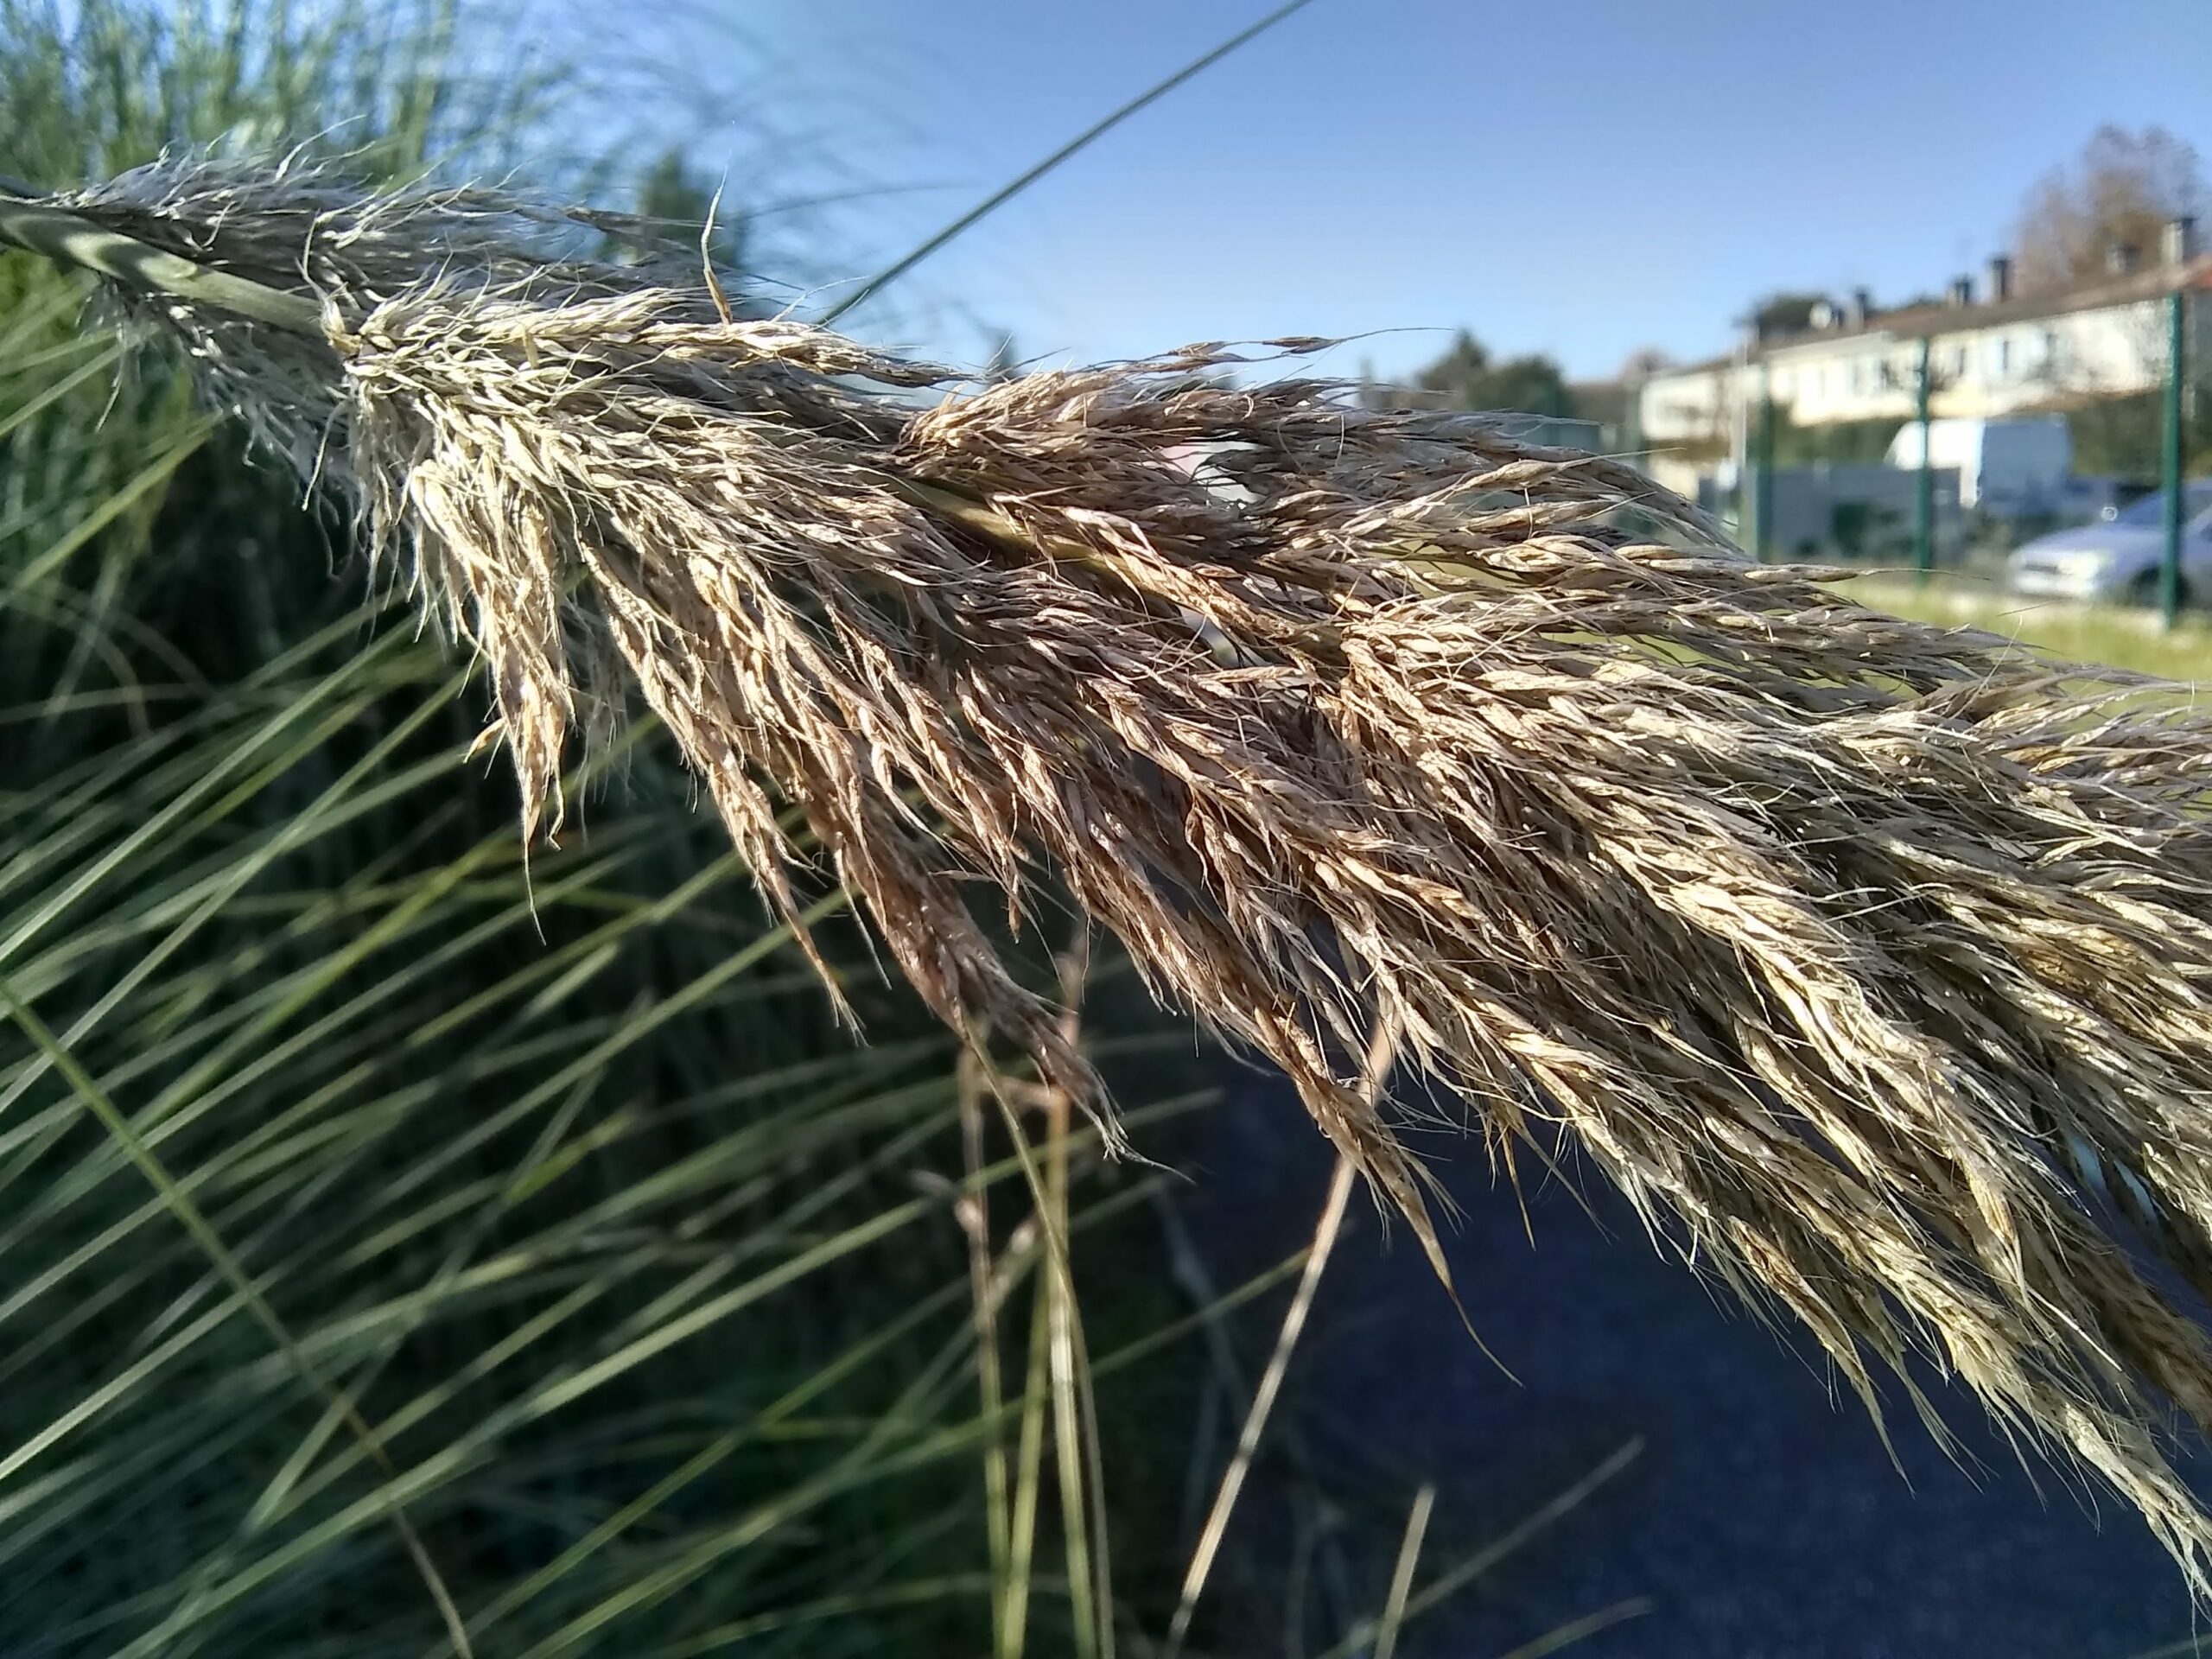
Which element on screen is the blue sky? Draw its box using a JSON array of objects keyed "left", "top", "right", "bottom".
[{"left": 716, "top": 0, "right": 2212, "bottom": 384}]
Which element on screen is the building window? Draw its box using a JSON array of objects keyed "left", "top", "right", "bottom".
[
  {"left": 1850, "top": 360, "right": 1864, "bottom": 395},
  {"left": 1952, "top": 346, "right": 1968, "bottom": 379},
  {"left": 1995, "top": 338, "right": 2012, "bottom": 378}
]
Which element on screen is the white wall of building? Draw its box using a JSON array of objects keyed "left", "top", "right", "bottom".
[{"left": 1637, "top": 290, "right": 2200, "bottom": 454}]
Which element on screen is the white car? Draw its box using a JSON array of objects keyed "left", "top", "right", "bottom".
[{"left": 2007, "top": 486, "right": 2212, "bottom": 605}]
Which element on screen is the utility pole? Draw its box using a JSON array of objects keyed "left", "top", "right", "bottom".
[
  {"left": 1753, "top": 362, "right": 1776, "bottom": 561},
  {"left": 1623, "top": 368, "right": 1643, "bottom": 474},
  {"left": 1914, "top": 335, "right": 1934, "bottom": 583},
  {"left": 2162, "top": 289, "right": 2187, "bottom": 630},
  {"left": 1729, "top": 333, "right": 1751, "bottom": 545}
]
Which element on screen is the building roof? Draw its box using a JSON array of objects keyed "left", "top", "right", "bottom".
[
  {"left": 1649, "top": 254, "right": 2212, "bottom": 378},
  {"left": 1874, "top": 254, "right": 2210, "bottom": 340}
]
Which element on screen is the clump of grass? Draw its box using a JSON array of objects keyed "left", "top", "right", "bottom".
[
  {"left": 0, "top": 10, "right": 1270, "bottom": 1651},
  {"left": 21, "top": 155, "right": 2212, "bottom": 1599}
]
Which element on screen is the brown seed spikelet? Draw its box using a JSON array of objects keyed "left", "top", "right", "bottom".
[{"left": 52, "top": 157, "right": 2212, "bottom": 1585}]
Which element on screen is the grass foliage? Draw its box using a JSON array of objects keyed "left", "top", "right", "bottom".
[{"left": 0, "top": 5, "right": 1256, "bottom": 1654}]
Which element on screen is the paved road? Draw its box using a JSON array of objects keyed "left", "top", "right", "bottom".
[{"left": 1179, "top": 1070, "right": 2202, "bottom": 1659}]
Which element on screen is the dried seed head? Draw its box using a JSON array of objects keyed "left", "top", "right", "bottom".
[{"left": 68, "top": 155, "right": 2212, "bottom": 1589}]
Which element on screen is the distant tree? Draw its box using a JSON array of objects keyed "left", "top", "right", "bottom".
[
  {"left": 2013, "top": 124, "right": 2207, "bottom": 294},
  {"left": 1412, "top": 329, "right": 1490, "bottom": 397},
  {"left": 1475, "top": 354, "right": 1574, "bottom": 416},
  {"left": 1618, "top": 346, "right": 1674, "bottom": 382},
  {"left": 633, "top": 148, "right": 747, "bottom": 272},
  {"left": 1745, "top": 291, "right": 1827, "bottom": 341},
  {"left": 1409, "top": 328, "right": 1573, "bottom": 416}
]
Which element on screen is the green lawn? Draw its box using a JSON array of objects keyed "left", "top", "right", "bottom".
[{"left": 1846, "top": 575, "right": 2212, "bottom": 682}]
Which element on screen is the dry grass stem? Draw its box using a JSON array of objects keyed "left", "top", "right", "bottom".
[
  {"left": 1371, "top": 1484, "right": 1436, "bottom": 1659},
  {"left": 957, "top": 1046, "right": 1016, "bottom": 1647},
  {"left": 1166, "top": 1154, "right": 1357, "bottom": 1657},
  {"left": 1165, "top": 1022, "right": 1394, "bottom": 1659},
  {"left": 33, "top": 155, "right": 2212, "bottom": 1586}
]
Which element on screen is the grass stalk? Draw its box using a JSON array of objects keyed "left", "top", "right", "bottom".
[
  {"left": 1161, "top": 1153, "right": 1358, "bottom": 1659},
  {"left": 1370, "top": 1484, "right": 1435, "bottom": 1659},
  {"left": 1161, "top": 1021, "right": 1397, "bottom": 1657},
  {"left": 958, "top": 1044, "right": 1016, "bottom": 1651}
]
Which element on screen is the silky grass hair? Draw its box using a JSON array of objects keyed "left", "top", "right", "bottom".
[{"left": 15, "top": 156, "right": 2212, "bottom": 1585}]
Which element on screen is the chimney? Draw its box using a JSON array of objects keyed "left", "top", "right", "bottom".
[
  {"left": 1946, "top": 274, "right": 1974, "bottom": 308},
  {"left": 2108, "top": 240, "right": 2142, "bottom": 276},
  {"left": 2166, "top": 215, "right": 2200, "bottom": 267},
  {"left": 1986, "top": 254, "right": 2013, "bottom": 302},
  {"left": 1847, "top": 287, "right": 1873, "bottom": 327}
]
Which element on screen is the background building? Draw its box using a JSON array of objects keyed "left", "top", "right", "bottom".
[{"left": 1636, "top": 217, "right": 2208, "bottom": 499}]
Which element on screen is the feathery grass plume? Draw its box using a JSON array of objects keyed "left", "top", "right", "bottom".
[{"left": 19, "top": 156, "right": 2212, "bottom": 1584}]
